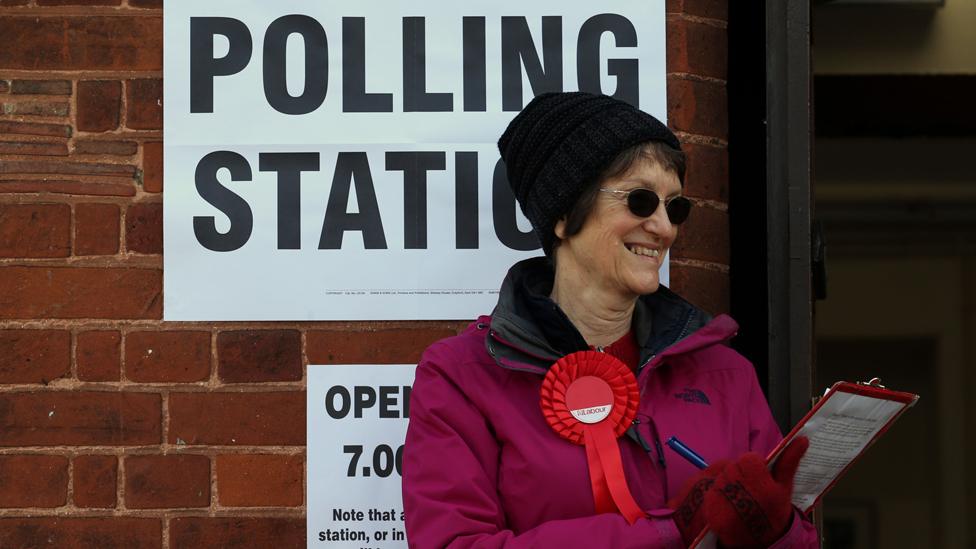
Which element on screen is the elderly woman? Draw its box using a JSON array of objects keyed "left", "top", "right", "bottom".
[{"left": 402, "top": 92, "right": 818, "bottom": 549}]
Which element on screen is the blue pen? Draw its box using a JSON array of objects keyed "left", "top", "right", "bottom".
[{"left": 665, "top": 436, "right": 709, "bottom": 470}]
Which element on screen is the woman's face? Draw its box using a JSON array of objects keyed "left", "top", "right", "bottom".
[{"left": 553, "top": 156, "right": 682, "bottom": 300}]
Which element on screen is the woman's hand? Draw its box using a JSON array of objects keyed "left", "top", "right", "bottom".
[
  {"left": 668, "top": 460, "right": 729, "bottom": 546},
  {"left": 703, "top": 436, "right": 810, "bottom": 548}
]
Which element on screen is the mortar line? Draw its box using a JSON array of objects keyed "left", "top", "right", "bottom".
[
  {"left": 669, "top": 258, "right": 730, "bottom": 274},
  {"left": 66, "top": 453, "right": 75, "bottom": 507}
]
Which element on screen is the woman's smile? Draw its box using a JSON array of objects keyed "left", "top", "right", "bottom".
[{"left": 625, "top": 244, "right": 662, "bottom": 259}]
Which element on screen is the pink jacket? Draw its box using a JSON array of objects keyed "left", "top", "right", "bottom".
[{"left": 403, "top": 260, "right": 819, "bottom": 548}]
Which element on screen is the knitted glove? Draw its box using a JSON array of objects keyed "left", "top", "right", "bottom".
[
  {"left": 667, "top": 460, "right": 729, "bottom": 546},
  {"left": 703, "top": 436, "right": 810, "bottom": 549}
]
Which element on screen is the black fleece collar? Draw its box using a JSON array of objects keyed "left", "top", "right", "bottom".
[{"left": 487, "top": 257, "right": 710, "bottom": 372}]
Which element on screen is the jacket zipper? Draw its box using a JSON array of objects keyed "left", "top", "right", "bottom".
[
  {"left": 653, "top": 438, "right": 667, "bottom": 468},
  {"left": 629, "top": 419, "right": 652, "bottom": 452},
  {"left": 636, "top": 353, "right": 656, "bottom": 376},
  {"left": 644, "top": 416, "right": 670, "bottom": 496},
  {"left": 649, "top": 420, "right": 667, "bottom": 468},
  {"left": 630, "top": 418, "right": 665, "bottom": 468}
]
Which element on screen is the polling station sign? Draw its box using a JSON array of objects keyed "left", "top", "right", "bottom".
[
  {"left": 307, "top": 365, "right": 414, "bottom": 548},
  {"left": 163, "top": 0, "right": 669, "bottom": 320}
]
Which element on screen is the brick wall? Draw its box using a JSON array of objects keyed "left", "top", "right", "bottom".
[
  {"left": 0, "top": 1, "right": 729, "bottom": 546},
  {"left": 665, "top": 0, "right": 730, "bottom": 314}
]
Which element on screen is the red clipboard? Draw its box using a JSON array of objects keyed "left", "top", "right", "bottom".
[{"left": 691, "top": 379, "right": 919, "bottom": 548}]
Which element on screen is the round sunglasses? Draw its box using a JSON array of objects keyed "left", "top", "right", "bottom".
[{"left": 598, "top": 188, "right": 692, "bottom": 225}]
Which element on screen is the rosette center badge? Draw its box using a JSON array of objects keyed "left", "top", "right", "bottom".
[{"left": 565, "top": 376, "right": 614, "bottom": 424}]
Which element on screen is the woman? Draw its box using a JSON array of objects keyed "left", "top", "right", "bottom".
[{"left": 402, "top": 92, "right": 818, "bottom": 548}]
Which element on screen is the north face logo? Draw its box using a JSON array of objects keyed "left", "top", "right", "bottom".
[{"left": 674, "top": 388, "right": 711, "bottom": 405}]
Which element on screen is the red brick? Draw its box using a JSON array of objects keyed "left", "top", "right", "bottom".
[
  {"left": 669, "top": 263, "right": 729, "bottom": 315},
  {"left": 0, "top": 160, "right": 136, "bottom": 177},
  {"left": 670, "top": 205, "right": 729, "bottom": 265},
  {"left": 218, "top": 330, "right": 301, "bottom": 383},
  {"left": 216, "top": 454, "right": 303, "bottom": 507},
  {"left": 0, "top": 179, "right": 136, "bottom": 197},
  {"left": 0, "top": 120, "right": 71, "bottom": 138},
  {"left": 74, "top": 203, "right": 120, "bottom": 256},
  {"left": 0, "top": 267, "right": 161, "bottom": 319},
  {"left": 0, "top": 455, "right": 68, "bottom": 507},
  {"left": 0, "top": 518, "right": 160, "bottom": 548},
  {"left": 142, "top": 141, "right": 162, "bottom": 192},
  {"left": 0, "top": 330, "right": 70, "bottom": 384},
  {"left": 0, "top": 141, "right": 69, "bottom": 156},
  {"left": 0, "top": 17, "right": 162, "bottom": 71},
  {"left": 77, "top": 81, "right": 120, "bottom": 132},
  {"left": 126, "top": 331, "right": 210, "bottom": 383},
  {"left": 0, "top": 391, "right": 161, "bottom": 446},
  {"left": 0, "top": 0, "right": 29, "bottom": 4},
  {"left": 0, "top": 203, "right": 71, "bottom": 258},
  {"left": 171, "top": 517, "right": 305, "bottom": 546},
  {"left": 683, "top": 143, "right": 728, "bottom": 203},
  {"left": 126, "top": 79, "right": 163, "bottom": 130},
  {"left": 130, "top": 0, "right": 161, "bottom": 7},
  {"left": 169, "top": 392, "right": 304, "bottom": 446},
  {"left": 667, "top": 18, "right": 727, "bottom": 80},
  {"left": 74, "top": 140, "right": 138, "bottom": 156},
  {"left": 9, "top": 80, "right": 72, "bottom": 95},
  {"left": 666, "top": 0, "right": 728, "bottom": 21},
  {"left": 124, "top": 454, "right": 210, "bottom": 509},
  {"left": 38, "top": 0, "right": 121, "bottom": 4},
  {"left": 72, "top": 455, "right": 116, "bottom": 508},
  {"left": 125, "top": 202, "right": 162, "bottom": 254},
  {"left": 76, "top": 330, "right": 121, "bottom": 382},
  {"left": 307, "top": 327, "right": 456, "bottom": 364},
  {"left": 2, "top": 101, "right": 70, "bottom": 117},
  {"left": 667, "top": 77, "right": 728, "bottom": 140}
]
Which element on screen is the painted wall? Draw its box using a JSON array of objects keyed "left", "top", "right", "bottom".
[
  {"left": 814, "top": 257, "right": 972, "bottom": 548},
  {"left": 814, "top": 1, "right": 976, "bottom": 74}
]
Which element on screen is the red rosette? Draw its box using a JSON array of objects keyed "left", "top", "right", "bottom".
[
  {"left": 540, "top": 350, "right": 644, "bottom": 524},
  {"left": 540, "top": 350, "right": 639, "bottom": 444}
]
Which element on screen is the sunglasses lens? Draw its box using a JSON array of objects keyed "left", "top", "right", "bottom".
[
  {"left": 665, "top": 196, "right": 692, "bottom": 225},
  {"left": 626, "top": 189, "right": 660, "bottom": 217}
]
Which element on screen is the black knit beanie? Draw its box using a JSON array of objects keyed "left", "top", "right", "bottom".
[{"left": 497, "top": 91, "right": 681, "bottom": 256}]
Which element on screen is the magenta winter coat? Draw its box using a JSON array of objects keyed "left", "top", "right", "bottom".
[{"left": 403, "top": 260, "right": 819, "bottom": 549}]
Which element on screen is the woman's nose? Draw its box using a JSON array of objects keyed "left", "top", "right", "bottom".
[{"left": 641, "top": 202, "right": 675, "bottom": 236}]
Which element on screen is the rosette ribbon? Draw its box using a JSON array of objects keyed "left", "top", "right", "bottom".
[{"left": 540, "top": 350, "right": 644, "bottom": 524}]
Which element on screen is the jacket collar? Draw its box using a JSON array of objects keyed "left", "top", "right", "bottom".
[{"left": 486, "top": 257, "right": 723, "bottom": 374}]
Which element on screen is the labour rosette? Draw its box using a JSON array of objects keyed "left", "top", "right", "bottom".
[{"left": 540, "top": 350, "right": 644, "bottom": 524}]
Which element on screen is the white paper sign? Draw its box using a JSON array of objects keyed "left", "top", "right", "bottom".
[
  {"left": 307, "top": 364, "right": 415, "bottom": 548},
  {"left": 163, "top": 0, "right": 669, "bottom": 320}
]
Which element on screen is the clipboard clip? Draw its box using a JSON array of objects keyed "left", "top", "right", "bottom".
[{"left": 858, "top": 377, "right": 886, "bottom": 389}]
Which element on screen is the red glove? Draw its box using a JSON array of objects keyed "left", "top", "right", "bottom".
[
  {"left": 703, "top": 437, "right": 809, "bottom": 549},
  {"left": 667, "top": 460, "right": 728, "bottom": 546}
]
